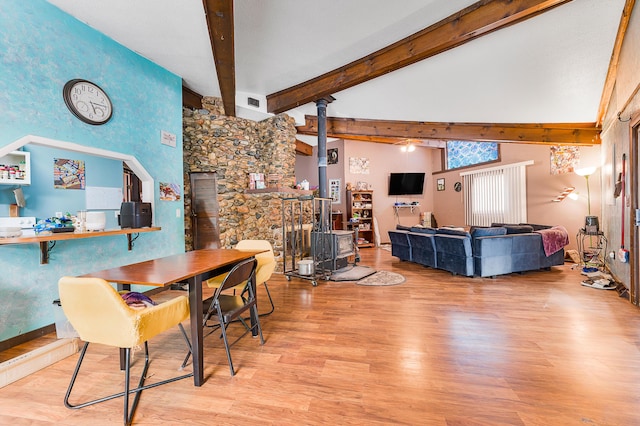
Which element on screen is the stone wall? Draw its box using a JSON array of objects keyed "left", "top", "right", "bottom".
[{"left": 182, "top": 97, "right": 299, "bottom": 267}]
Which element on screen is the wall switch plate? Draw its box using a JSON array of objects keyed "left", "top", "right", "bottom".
[
  {"left": 55, "top": 211, "right": 62, "bottom": 218},
  {"left": 176, "top": 208, "right": 181, "bottom": 218}
]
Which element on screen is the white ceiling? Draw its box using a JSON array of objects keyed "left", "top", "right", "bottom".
[{"left": 47, "top": 0, "right": 627, "bottom": 137}]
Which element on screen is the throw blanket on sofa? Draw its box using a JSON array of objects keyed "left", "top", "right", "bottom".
[{"left": 535, "top": 226, "right": 569, "bottom": 256}]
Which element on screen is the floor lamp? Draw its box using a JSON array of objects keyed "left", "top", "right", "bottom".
[{"left": 575, "top": 166, "right": 598, "bottom": 234}]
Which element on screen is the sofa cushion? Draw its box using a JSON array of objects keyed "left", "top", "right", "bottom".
[
  {"left": 521, "top": 223, "right": 552, "bottom": 231},
  {"left": 504, "top": 225, "right": 534, "bottom": 234},
  {"left": 396, "top": 224, "right": 412, "bottom": 231},
  {"left": 470, "top": 226, "right": 507, "bottom": 238},
  {"left": 436, "top": 227, "right": 470, "bottom": 237},
  {"left": 410, "top": 226, "right": 437, "bottom": 234}
]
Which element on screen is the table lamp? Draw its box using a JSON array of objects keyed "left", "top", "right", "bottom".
[{"left": 575, "top": 166, "right": 598, "bottom": 234}]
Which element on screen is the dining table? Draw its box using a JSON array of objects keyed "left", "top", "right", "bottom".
[{"left": 81, "top": 248, "right": 265, "bottom": 386}]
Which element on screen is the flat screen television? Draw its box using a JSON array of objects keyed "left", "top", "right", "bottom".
[{"left": 388, "top": 172, "right": 425, "bottom": 195}]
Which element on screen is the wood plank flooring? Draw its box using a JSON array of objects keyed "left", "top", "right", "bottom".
[{"left": 1, "top": 248, "right": 639, "bottom": 425}]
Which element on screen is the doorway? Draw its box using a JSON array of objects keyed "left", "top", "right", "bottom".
[
  {"left": 189, "top": 172, "right": 221, "bottom": 249},
  {"left": 123, "top": 163, "right": 141, "bottom": 202},
  {"left": 631, "top": 116, "right": 640, "bottom": 306}
]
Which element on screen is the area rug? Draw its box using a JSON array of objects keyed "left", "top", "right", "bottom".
[
  {"left": 356, "top": 270, "right": 405, "bottom": 286},
  {"left": 329, "top": 266, "right": 376, "bottom": 281}
]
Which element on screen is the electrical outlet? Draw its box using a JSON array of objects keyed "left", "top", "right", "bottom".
[{"left": 55, "top": 211, "right": 62, "bottom": 218}]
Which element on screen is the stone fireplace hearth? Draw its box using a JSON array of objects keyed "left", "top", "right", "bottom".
[{"left": 183, "top": 97, "right": 305, "bottom": 268}]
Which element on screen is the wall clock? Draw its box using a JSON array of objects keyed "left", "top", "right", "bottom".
[
  {"left": 63, "top": 79, "right": 113, "bottom": 125},
  {"left": 454, "top": 181, "right": 462, "bottom": 192}
]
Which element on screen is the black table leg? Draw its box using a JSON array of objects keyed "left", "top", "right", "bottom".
[
  {"left": 117, "top": 283, "right": 131, "bottom": 370},
  {"left": 249, "top": 273, "right": 259, "bottom": 337},
  {"left": 188, "top": 275, "right": 204, "bottom": 386}
]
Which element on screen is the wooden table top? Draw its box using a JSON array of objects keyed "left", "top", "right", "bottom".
[{"left": 81, "top": 249, "right": 265, "bottom": 286}]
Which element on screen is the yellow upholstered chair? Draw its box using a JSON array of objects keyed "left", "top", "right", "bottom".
[
  {"left": 58, "top": 276, "right": 192, "bottom": 426},
  {"left": 205, "top": 239, "right": 277, "bottom": 315}
]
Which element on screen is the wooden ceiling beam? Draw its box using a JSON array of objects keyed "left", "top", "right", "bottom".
[
  {"left": 182, "top": 85, "right": 203, "bottom": 109},
  {"left": 267, "top": 0, "right": 572, "bottom": 114},
  {"left": 295, "top": 139, "right": 313, "bottom": 156},
  {"left": 596, "top": 0, "right": 635, "bottom": 126},
  {"left": 297, "top": 116, "right": 601, "bottom": 145},
  {"left": 203, "top": 0, "right": 236, "bottom": 117}
]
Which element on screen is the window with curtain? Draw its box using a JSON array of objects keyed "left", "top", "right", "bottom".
[{"left": 460, "top": 160, "right": 533, "bottom": 226}]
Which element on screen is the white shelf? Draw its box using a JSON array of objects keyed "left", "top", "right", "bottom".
[
  {"left": 393, "top": 204, "right": 420, "bottom": 213},
  {"left": 0, "top": 151, "right": 30, "bottom": 185}
]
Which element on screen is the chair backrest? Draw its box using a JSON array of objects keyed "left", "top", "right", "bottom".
[
  {"left": 58, "top": 276, "right": 140, "bottom": 347},
  {"left": 235, "top": 240, "right": 276, "bottom": 285},
  {"left": 214, "top": 257, "right": 257, "bottom": 299},
  {"left": 59, "top": 276, "right": 189, "bottom": 348}
]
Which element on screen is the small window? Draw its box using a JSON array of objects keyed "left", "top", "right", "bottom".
[{"left": 446, "top": 141, "right": 499, "bottom": 170}]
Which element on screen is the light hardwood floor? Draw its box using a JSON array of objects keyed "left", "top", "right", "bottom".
[{"left": 1, "top": 248, "right": 639, "bottom": 425}]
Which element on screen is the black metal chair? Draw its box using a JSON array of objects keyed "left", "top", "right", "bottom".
[
  {"left": 204, "top": 240, "right": 277, "bottom": 316},
  {"left": 184, "top": 257, "right": 264, "bottom": 376}
]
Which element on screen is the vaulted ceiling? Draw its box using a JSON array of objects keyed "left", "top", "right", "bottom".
[{"left": 47, "top": 0, "right": 634, "bottom": 148}]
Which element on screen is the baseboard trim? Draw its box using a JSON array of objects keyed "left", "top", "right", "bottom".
[
  {"left": 0, "top": 338, "right": 79, "bottom": 388},
  {"left": 0, "top": 324, "right": 56, "bottom": 353}
]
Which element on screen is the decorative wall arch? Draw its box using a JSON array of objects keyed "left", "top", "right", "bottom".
[{"left": 1, "top": 135, "right": 155, "bottom": 221}]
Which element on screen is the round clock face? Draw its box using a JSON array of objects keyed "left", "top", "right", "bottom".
[
  {"left": 63, "top": 79, "right": 113, "bottom": 125},
  {"left": 454, "top": 182, "right": 462, "bottom": 192}
]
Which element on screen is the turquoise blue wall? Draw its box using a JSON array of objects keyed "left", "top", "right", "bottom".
[
  {"left": 0, "top": 1, "right": 185, "bottom": 341},
  {"left": 2, "top": 146, "right": 123, "bottom": 230}
]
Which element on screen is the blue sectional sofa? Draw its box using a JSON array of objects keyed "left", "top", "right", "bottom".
[
  {"left": 388, "top": 223, "right": 567, "bottom": 278},
  {"left": 388, "top": 228, "right": 413, "bottom": 262},
  {"left": 407, "top": 231, "right": 437, "bottom": 268}
]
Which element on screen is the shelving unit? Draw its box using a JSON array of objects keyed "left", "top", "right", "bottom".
[
  {"left": 0, "top": 150, "right": 30, "bottom": 185},
  {"left": 347, "top": 190, "right": 375, "bottom": 248}
]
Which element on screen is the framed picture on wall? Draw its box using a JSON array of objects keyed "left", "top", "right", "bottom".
[
  {"left": 356, "top": 181, "right": 370, "bottom": 190},
  {"left": 437, "top": 178, "right": 445, "bottom": 191},
  {"left": 328, "top": 148, "right": 338, "bottom": 165},
  {"left": 329, "top": 178, "right": 341, "bottom": 203}
]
